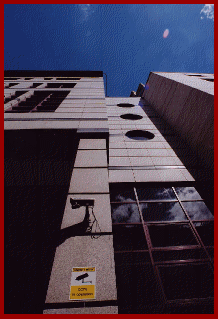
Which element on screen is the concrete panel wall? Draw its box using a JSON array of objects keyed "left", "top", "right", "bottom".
[
  {"left": 142, "top": 72, "right": 214, "bottom": 177},
  {"left": 106, "top": 97, "right": 194, "bottom": 183},
  {"left": 44, "top": 138, "right": 117, "bottom": 314},
  {"left": 4, "top": 78, "right": 109, "bottom": 132}
]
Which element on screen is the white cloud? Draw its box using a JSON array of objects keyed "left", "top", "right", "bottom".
[
  {"left": 175, "top": 187, "right": 201, "bottom": 200},
  {"left": 112, "top": 198, "right": 141, "bottom": 223},
  {"left": 200, "top": 4, "right": 214, "bottom": 21},
  {"left": 78, "top": 4, "right": 94, "bottom": 21}
]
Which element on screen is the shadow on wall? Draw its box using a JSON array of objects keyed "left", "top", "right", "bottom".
[
  {"left": 4, "top": 129, "right": 79, "bottom": 314},
  {"left": 139, "top": 99, "right": 214, "bottom": 212}
]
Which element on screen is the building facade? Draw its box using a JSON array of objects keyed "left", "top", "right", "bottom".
[{"left": 4, "top": 71, "right": 214, "bottom": 314}]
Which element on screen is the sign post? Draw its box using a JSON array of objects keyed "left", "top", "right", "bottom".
[{"left": 69, "top": 267, "right": 96, "bottom": 300}]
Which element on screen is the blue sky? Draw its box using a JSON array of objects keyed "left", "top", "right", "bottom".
[{"left": 4, "top": 4, "right": 214, "bottom": 97}]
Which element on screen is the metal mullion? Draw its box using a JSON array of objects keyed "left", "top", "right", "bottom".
[
  {"left": 191, "top": 219, "right": 214, "bottom": 223},
  {"left": 157, "top": 259, "right": 212, "bottom": 268},
  {"left": 172, "top": 187, "right": 214, "bottom": 269},
  {"left": 145, "top": 220, "right": 190, "bottom": 226},
  {"left": 180, "top": 199, "right": 205, "bottom": 202},
  {"left": 166, "top": 296, "right": 214, "bottom": 305},
  {"left": 151, "top": 244, "right": 199, "bottom": 252},
  {"left": 154, "top": 258, "right": 210, "bottom": 266},
  {"left": 139, "top": 199, "right": 178, "bottom": 204},
  {"left": 133, "top": 187, "right": 167, "bottom": 304},
  {"left": 112, "top": 222, "right": 142, "bottom": 226},
  {"left": 114, "top": 249, "right": 149, "bottom": 254}
]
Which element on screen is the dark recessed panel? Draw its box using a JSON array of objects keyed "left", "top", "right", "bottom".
[
  {"left": 158, "top": 263, "right": 214, "bottom": 300},
  {"left": 148, "top": 224, "right": 198, "bottom": 247},
  {"left": 29, "top": 83, "right": 42, "bottom": 88},
  {"left": 112, "top": 224, "right": 147, "bottom": 251},
  {"left": 4, "top": 77, "right": 20, "bottom": 80},
  {"left": 117, "top": 103, "right": 135, "bottom": 108},
  {"left": 115, "top": 263, "right": 162, "bottom": 313},
  {"left": 46, "top": 83, "right": 76, "bottom": 88},
  {"left": 56, "top": 77, "right": 81, "bottom": 80},
  {"left": 120, "top": 114, "right": 143, "bottom": 120},
  {"left": 194, "top": 221, "right": 214, "bottom": 246},
  {"left": 152, "top": 248, "right": 208, "bottom": 262},
  {"left": 114, "top": 251, "right": 150, "bottom": 266}
]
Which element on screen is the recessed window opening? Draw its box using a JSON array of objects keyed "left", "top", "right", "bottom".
[
  {"left": 187, "top": 74, "right": 203, "bottom": 77},
  {"left": 36, "top": 91, "right": 70, "bottom": 112},
  {"left": 24, "top": 77, "right": 33, "bottom": 80},
  {"left": 5, "top": 90, "right": 70, "bottom": 112},
  {"left": 4, "top": 91, "right": 28, "bottom": 104},
  {"left": 9, "top": 91, "right": 50, "bottom": 112},
  {"left": 202, "top": 79, "right": 214, "bottom": 82},
  {"left": 117, "top": 103, "right": 135, "bottom": 108},
  {"left": 4, "top": 77, "right": 20, "bottom": 80},
  {"left": 4, "top": 83, "right": 18, "bottom": 88},
  {"left": 29, "top": 83, "right": 43, "bottom": 88},
  {"left": 120, "top": 114, "right": 143, "bottom": 120},
  {"left": 56, "top": 77, "right": 81, "bottom": 80},
  {"left": 125, "top": 130, "right": 155, "bottom": 140},
  {"left": 46, "top": 82, "right": 76, "bottom": 88}
]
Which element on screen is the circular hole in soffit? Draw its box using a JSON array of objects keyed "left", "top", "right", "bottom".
[
  {"left": 125, "top": 130, "right": 155, "bottom": 141},
  {"left": 120, "top": 114, "right": 143, "bottom": 120},
  {"left": 117, "top": 103, "right": 135, "bottom": 108}
]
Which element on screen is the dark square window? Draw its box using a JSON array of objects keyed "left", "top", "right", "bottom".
[
  {"left": 61, "top": 83, "right": 77, "bottom": 88},
  {"left": 182, "top": 201, "right": 213, "bottom": 220},
  {"left": 4, "top": 77, "right": 20, "bottom": 80},
  {"left": 8, "top": 83, "right": 18, "bottom": 88},
  {"left": 46, "top": 83, "right": 63, "bottom": 88},
  {"left": 158, "top": 263, "right": 214, "bottom": 300},
  {"left": 152, "top": 248, "right": 208, "bottom": 262},
  {"left": 30, "top": 83, "right": 42, "bottom": 88},
  {"left": 115, "top": 263, "right": 161, "bottom": 312},
  {"left": 194, "top": 221, "right": 214, "bottom": 246},
  {"left": 112, "top": 224, "right": 147, "bottom": 251},
  {"left": 115, "top": 251, "right": 150, "bottom": 266},
  {"left": 207, "top": 247, "right": 214, "bottom": 259},
  {"left": 56, "top": 77, "right": 81, "bottom": 80},
  {"left": 140, "top": 202, "right": 187, "bottom": 222},
  {"left": 4, "top": 91, "right": 28, "bottom": 106},
  {"left": 148, "top": 224, "right": 198, "bottom": 247},
  {"left": 203, "top": 79, "right": 214, "bottom": 82},
  {"left": 111, "top": 203, "right": 140, "bottom": 224},
  {"left": 137, "top": 187, "right": 176, "bottom": 201}
]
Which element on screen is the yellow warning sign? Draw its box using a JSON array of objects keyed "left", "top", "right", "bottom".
[
  {"left": 73, "top": 267, "right": 95, "bottom": 272},
  {"left": 70, "top": 285, "right": 95, "bottom": 300},
  {"left": 69, "top": 267, "right": 96, "bottom": 300}
]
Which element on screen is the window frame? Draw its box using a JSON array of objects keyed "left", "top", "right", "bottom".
[{"left": 110, "top": 184, "right": 214, "bottom": 308}]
